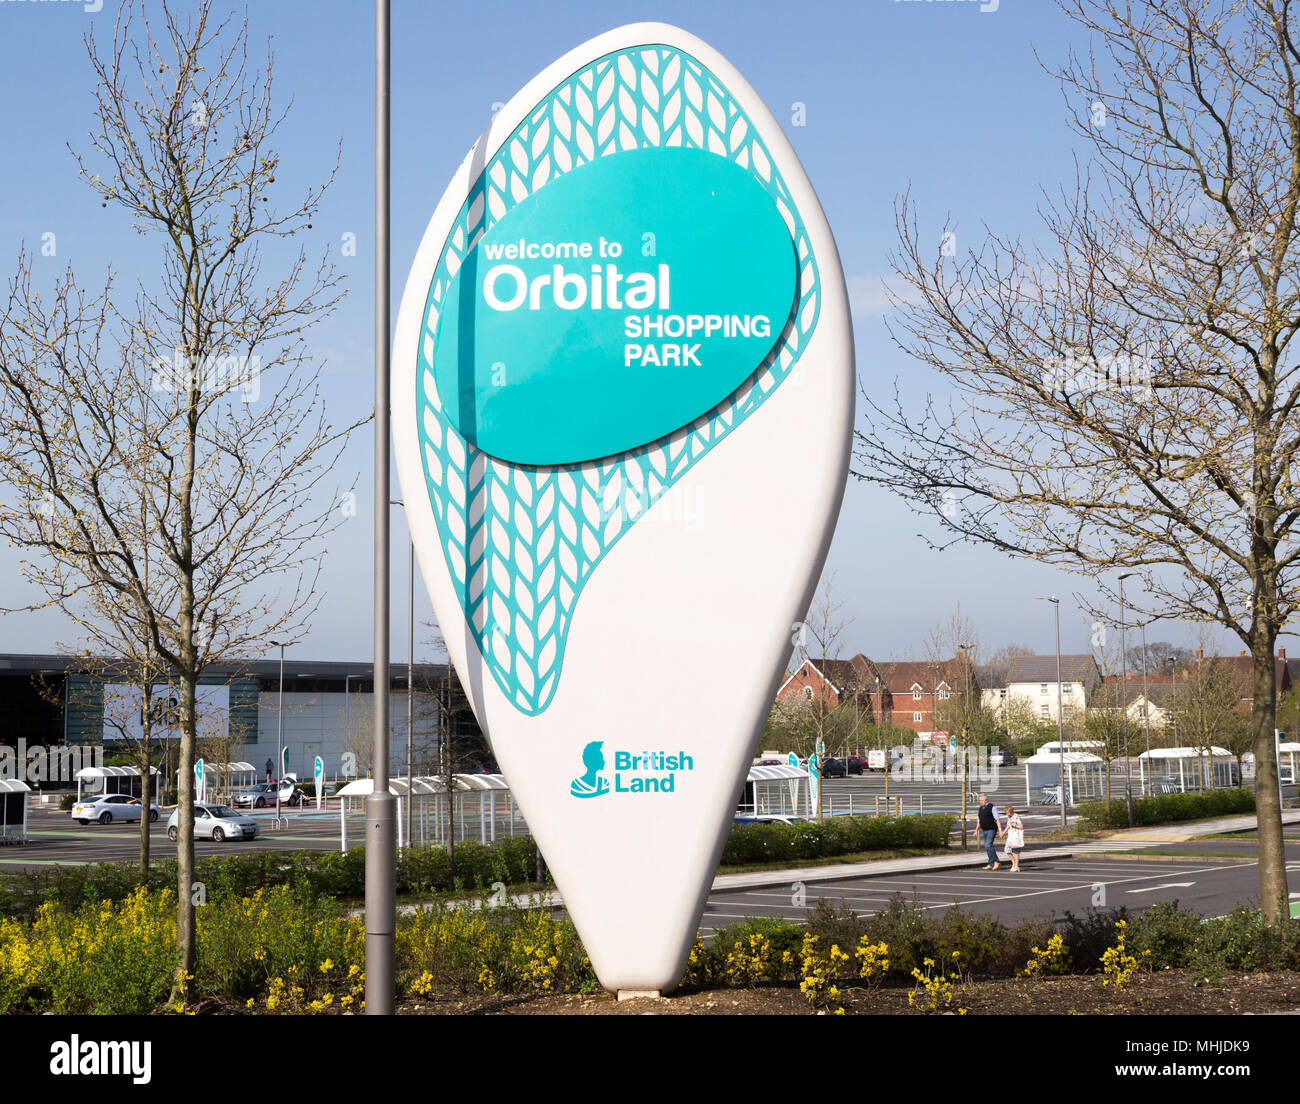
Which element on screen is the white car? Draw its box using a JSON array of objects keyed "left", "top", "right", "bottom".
[
  {"left": 71, "top": 793, "right": 161, "bottom": 825},
  {"left": 166, "top": 803, "right": 259, "bottom": 843}
]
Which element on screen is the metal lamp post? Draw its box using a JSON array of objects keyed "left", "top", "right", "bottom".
[
  {"left": 1037, "top": 596, "right": 1068, "bottom": 831},
  {"left": 269, "top": 641, "right": 292, "bottom": 822},
  {"left": 1140, "top": 620, "right": 1153, "bottom": 788},
  {"left": 391, "top": 498, "right": 415, "bottom": 849},
  {"left": 367, "top": 0, "right": 396, "bottom": 1016},
  {"left": 876, "top": 676, "right": 887, "bottom": 807},
  {"left": 1118, "top": 574, "right": 1135, "bottom": 826},
  {"left": 959, "top": 642, "right": 973, "bottom": 851}
]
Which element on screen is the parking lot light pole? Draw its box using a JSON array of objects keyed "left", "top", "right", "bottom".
[
  {"left": 1036, "top": 596, "right": 1068, "bottom": 832},
  {"left": 959, "top": 642, "right": 972, "bottom": 852},
  {"left": 391, "top": 499, "right": 414, "bottom": 848},
  {"left": 367, "top": 0, "right": 396, "bottom": 1016},
  {"left": 270, "top": 641, "right": 292, "bottom": 822},
  {"left": 1140, "top": 621, "right": 1153, "bottom": 779},
  {"left": 1118, "top": 574, "right": 1136, "bottom": 826}
]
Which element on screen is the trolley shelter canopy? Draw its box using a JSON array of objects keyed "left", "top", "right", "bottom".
[
  {"left": 75, "top": 765, "right": 161, "bottom": 799},
  {"left": 1023, "top": 751, "right": 1104, "bottom": 806},
  {"left": 0, "top": 778, "right": 30, "bottom": 844},
  {"left": 1138, "top": 746, "right": 1238, "bottom": 790}
]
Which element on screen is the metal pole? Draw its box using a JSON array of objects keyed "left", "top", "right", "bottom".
[
  {"left": 407, "top": 539, "right": 414, "bottom": 846},
  {"left": 366, "top": 0, "right": 396, "bottom": 1016},
  {"left": 1119, "top": 574, "right": 1135, "bottom": 825},
  {"left": 270, "top": 641, "right": 291, "bottom": 822},
  {"left": 1141, "top": 622, "right": 1152, "bottom": 788},
  {"left": 1053, "top": 599, "right": 1066, "bottom": 830}
]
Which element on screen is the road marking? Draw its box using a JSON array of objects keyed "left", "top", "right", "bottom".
[{"left": 1125, "top": 882, "right": 1196, "bottom": 894}]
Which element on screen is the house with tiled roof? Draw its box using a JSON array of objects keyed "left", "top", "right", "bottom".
[
  {"left": 995, "top": 653, "right": 1103, "bottom": 726},
  {"left": 777, "top": 651, "right": 979, "bottom": 737}
]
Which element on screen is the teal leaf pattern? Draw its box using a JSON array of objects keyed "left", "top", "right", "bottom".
[{"left": 416, "top": 45, "right": 821, "bottom": 715}]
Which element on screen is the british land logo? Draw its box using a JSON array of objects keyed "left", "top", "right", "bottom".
[{"left": 570, "top": 739, "right": 695, "bottom": 798}]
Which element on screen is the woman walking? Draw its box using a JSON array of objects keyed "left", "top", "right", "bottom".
[{"left": 1000, "top": 805, "right": 1025, "bottom": 872}]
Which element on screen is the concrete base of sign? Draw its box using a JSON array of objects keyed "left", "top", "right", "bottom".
[{"left": 617, "top": 989, "right": 662, "bottom": 1001}]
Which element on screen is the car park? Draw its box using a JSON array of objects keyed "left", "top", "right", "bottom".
[
  {"left": 71, "top": 793, "right": 161, "bottom": 825},
  {"left": 167, "top": 803, "right": 259, "bottom": 843}
]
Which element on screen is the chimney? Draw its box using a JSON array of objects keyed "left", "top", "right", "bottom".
[
  {"left": 1196, "top": 647, "right": 1203, "bottom": 661},
  {"left": 1280, "top": 647, "right": 1288, "bottom": 662}
]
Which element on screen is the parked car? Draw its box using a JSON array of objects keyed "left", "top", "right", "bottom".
[
  {"left": 71, "top": 793, "right": 160, "bottom": 825},
  {"left": 990, "top": 751, "right": 1018, "bottom": 767},
  {"left": 821, "top": 757, "right": 847, "bottom": 779},
  {"left": 231, "top": 780, "right": 304, "bottom": 808},
  {"left": 845, "top": 756, "right": 865, "bottom": 776},
  {"left": 753, "top": 757, "right": 785, "bottom": 767},
  {"left": 167, "top": 803, "right": 259, "bottom": 843}
]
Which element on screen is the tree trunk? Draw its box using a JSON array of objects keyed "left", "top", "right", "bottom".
[
  {"left": 1252, "top": 622, "right": 1288, "bottom": 925},
  {"left": 139, "top": 736, "right": 152, "bottom": 873},
  {"left": 174, "top": 670, "right": 197, "bottom": 995}
]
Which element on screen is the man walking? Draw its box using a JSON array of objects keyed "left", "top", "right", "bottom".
[{"left": 975, "top": 793, "right": 1000, "bottom": 870}]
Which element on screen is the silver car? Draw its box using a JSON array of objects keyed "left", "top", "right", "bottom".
[
  {"left": 71, "top": 793, "right": 161, "bottom": 825},
  {"left": 166, "top": 802, "right": 259, "bottom": 843}
]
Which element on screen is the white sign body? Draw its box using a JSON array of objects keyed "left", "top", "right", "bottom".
[
  {"left": 393, "top": 22, "right": 854, "bottom": 992},
  {"left": 314, "top": 755, "right": 325, "bottom": 811}
]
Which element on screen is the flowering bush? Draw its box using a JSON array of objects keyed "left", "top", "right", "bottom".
[{"left": 1020, "top": 933, "right": 1071, "bottom": 979}]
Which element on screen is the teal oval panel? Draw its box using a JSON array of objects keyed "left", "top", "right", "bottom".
[{"left": 431, "top": 146, "right": 797, "bottom": 465}]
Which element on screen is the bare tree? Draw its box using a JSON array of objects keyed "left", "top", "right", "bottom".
[
  {"left": 924, "top": 608, "right": 986, "bottom": 849},
  {"left": 855, "top": 0, "right": 1298, "bottom": 923},
  {"left": 1169, "top": 641, "right": 1254, "bottom": 787},
  {"left": 0, "top": 3, "right": 360, "bottom": 993}
]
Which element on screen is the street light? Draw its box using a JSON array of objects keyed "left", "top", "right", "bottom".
[
  {"left": 1118, "top": 574, "right": 1136, "bottom": 826},
  {"left": 1140, "top": 619, "right": 1153, "bottom": 785},
  {"left": 269, "top": 640, "right": 293, "bottom": 822},
  {"left": 958, "top": 641, "right": 973, "bottom": 852},
  {"left": 391, "top": 498, "right": 414, "bottom": 849},
  {"left": 1035, "top": 596, "right": 1068, "bottom": 831}
]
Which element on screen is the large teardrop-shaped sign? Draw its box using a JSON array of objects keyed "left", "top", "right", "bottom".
[{"left": 393, "top": 22, "right": 854, "bottom": 994}]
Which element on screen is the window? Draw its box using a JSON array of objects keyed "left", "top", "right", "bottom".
[
  {"left": 1062, "top": 684, "right": 1073, "bottom": 696},
  {"left": 913, "top": 712, "right": 923, "bottom": 723},
  {"left": 999, "top": 688, "right": 1007, "bottom": 699},
  {"left": 1040, "top": 704, "right": 1051, "bottom": 719},
  {"left": 803, "top": 686, "right": 814, "bottom": 701},
  {"left": 1040, "top": 683, "right": 1048, "bottom": 694},
  {"left": 1063, "top": 705, "right": 1075, "bottom": 719},
  {"left": 939, "top": 686, "right": 950, "bottom": 700},
  {"left": 912, "top": 684, "right": 923, "bottom": 700}
]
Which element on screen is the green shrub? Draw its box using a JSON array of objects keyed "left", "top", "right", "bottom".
[
  {"left": 1127, "top": 900, "right": 1203, "bottom": 969},
  {"left": 719, "top": 814, "right": 954, "bottom": 866},
  {"left": 1188, "top": 906, "right": 1300, "bottom": 982},
  {"left": 1078, "top": 787, "right": 1255, "bottom": 828}
]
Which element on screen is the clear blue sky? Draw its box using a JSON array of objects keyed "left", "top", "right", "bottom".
[{"left": 0, "top": 0, "right": 1241, "bottom": 667}]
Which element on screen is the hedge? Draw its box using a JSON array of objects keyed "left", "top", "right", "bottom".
[
  {"left": 0, "top": 837, "right": 543, "bottom": 922},
  {"left": 720, "top": 813, "right": 955, "bottom": 866},
  {"left": 1078, "top": 786, "right": 1256, "bottom": 828},
  {"left": 0, "top": 814, "right": 957, "bottom": 920}
]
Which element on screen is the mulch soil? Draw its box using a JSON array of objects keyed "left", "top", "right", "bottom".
[{"left": 331, "top": 970, "right": 1300, "bottom": 1014}]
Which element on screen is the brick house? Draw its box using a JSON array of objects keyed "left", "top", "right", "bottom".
[{"left": 777, "top": 651, "right": 978, "bottom": 737}]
